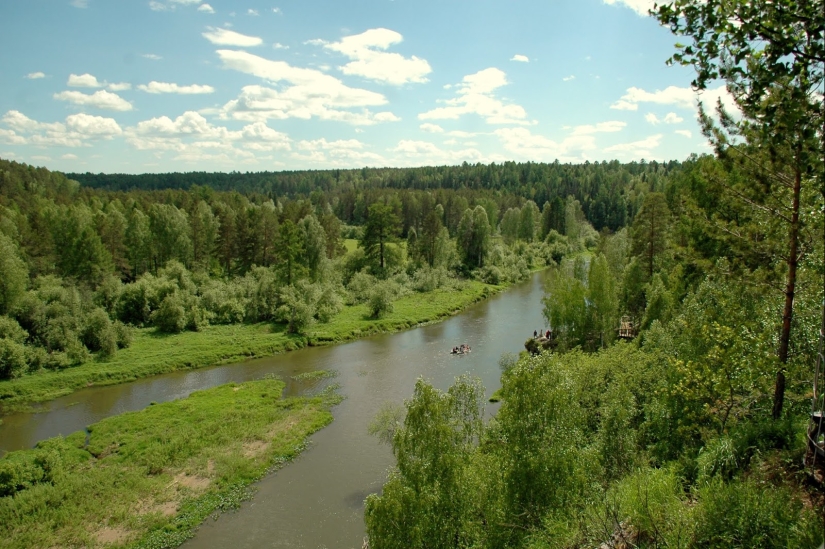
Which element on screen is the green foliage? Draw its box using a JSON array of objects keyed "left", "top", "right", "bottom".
[
  {"left": 368, "top": 280, "right": 396, "bottom": 319},
  {"left": 80, "top": 307, "right": 118, "bottom": 357},
  {"left": 0, "top": 338, "right": 28, "bottom": 379},
  {"left": 151, "top": 294, "right": 187, "bottom": 334},
  {"left": 0, "top": 233, "right": 28, "bottom": 315},
  {"left": 0, "top": 316, "right": 27, "bottom": 344}
]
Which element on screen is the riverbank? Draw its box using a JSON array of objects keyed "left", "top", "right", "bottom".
[
  {"left": 0, "top": 378, "right": 340, "bottom": 549},
  {"left": 0, "top": 280, "right": 501, "bottom": 412}
]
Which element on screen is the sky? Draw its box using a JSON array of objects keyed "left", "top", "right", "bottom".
[{"left": 0, "top": 0, "right": 732, "bottom": 174}]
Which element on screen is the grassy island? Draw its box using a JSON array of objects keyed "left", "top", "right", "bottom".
[{"left": 0, "top": 378, "right": 340, "bottom": 549}]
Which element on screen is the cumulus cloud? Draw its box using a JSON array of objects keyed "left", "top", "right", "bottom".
[
  {"left": 108, "top": 82, "right": 132, "bottom": 91},
  {"left": 563, "top": 75, "right": 575, "bottom": 81},
  {"left": 198, "top": 3, "right": 215, "bottom": 13},
  {"left": 203, "top": 26, "right": 262, "bottom": 47},
  {"left": 26, "top": 72, "right": 46, "bottom": 79},
  {"left": 389, "top": 139, "right": 494, "bottom": 166},
  {"left": 511, "top": 54, "right": 529, "bottom": 62},
  {"left": 494, "top": 127, "right": 598, "bottom": 162},
  {"left": 419, "top": 67, "right": 530, "bottom": 125},
  {"left": 611, "top": 85, "right": 736, "bottom": 112},
  {"left": 68, "top": 73, "right": 103, "bottom": 88},
  {"left": 602, "top": 0, "right": 655, "bottom": 16},
  {"left": 54, "top": 90, "right": 133, "bottom": 111},
  {"left": 66, "top": 113, "right": 123, "bottom": 137},
  {"left": 247, "top": 8, "right": 258, "bottom": 15},
  {"left": 272, "top": 42, "right": 288, "bottom": 49},
  {"left": 61, "top": 153, "right": 78, "bottom": 160},
  {"left": 1, "top": 110, "right": 122, "bottom": 147},
  {"left": 315, "top": 28, "right": 431, "bottom": 85},
  {"left": 645, "top": 111, "right": 685, "bottom": 125},
  {"left": 675, "top": 129, "right": 692, "bottom": 138},
  {"left": 420, "top": 123, "right": 444, "bottom": 133},
  {"left": 214, "top": 50, "right": 399, "bottom": 125},
  {"left": 604, "top": 134, "right": 663, "bottom": 158},
  {"left": 138, "top": 81, "right": 215, "bottom": 94},
  {"left": 143, "top": 53, "right": 162, "bottom": 60}
]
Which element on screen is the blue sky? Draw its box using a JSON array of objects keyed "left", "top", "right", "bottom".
[{"left": 0, "top": 0, "right": 732, "bottom": 173}]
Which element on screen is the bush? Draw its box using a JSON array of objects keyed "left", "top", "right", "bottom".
[
  {"left": 693, "top": 479, "right": 820, "bottom": 548},
  {"left": 151, "top": 294, "right": 186, "bottom": 333},
  {"left": 81, "top": 308, "right": 117, "bottom": 357},
  {"left": 368, "top": 282, "right": 395, "bottom": 319},
  {"left": 0, "top": 338, "right": 28, "bottom": 379},
  {"left": 316, "top": 284, "right": 344, "bottom": 323},
  {"left": 347, "top": 271, "right": 376, "bottom": 304},
  {"left": 112, "top": 320, "right": 133, "bottom": 349},
  {"left": 0, "top": 315, "right": 27, "bottom": 343}
]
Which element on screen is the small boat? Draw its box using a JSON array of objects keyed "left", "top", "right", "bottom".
[{"left": 450, "top": 345, "right": 471, "bottom": 355}]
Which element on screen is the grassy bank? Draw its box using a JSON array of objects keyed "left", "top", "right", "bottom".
[
  {"left": 0, "top": 280, "right": 500, "bottom": 411},
  {"left": 0, "top": 378, "right": 340, "bottom": 549}
]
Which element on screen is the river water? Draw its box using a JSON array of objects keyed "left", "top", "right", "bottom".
[{"left": 0, "top": 272, "right": 548, "bottom": 548}]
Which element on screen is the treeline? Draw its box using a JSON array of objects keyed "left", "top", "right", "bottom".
[
  {"left": 66, "top": 159, "right": 678, "bottom": 232},
  {"left": 0, "top": 156, "right": 635, "bottom": 380}
]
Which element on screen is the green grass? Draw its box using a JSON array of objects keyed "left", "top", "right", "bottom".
[
  {"left": 0, "top": 378, "right": 340, "bottom": 549},
  {"left": 0, "top": 280, "right": 501, "bottom": 411}
]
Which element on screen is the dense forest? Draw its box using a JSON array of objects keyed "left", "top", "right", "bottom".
[{"left": 1, "top": 155, "right": 669, "bottom": 379}]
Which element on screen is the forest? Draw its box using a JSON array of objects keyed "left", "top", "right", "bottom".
[{"left": 0, "top": 154, "right": 669, "bottom": 380}]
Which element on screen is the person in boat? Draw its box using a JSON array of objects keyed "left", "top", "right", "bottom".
[{"left": 533, "top": 330, "right": 538, "bottom": 338}]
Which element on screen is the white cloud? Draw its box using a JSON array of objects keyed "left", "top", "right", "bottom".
[
  {"left": 248, "top": 8, "right": 258, "bottom": 15},
  {"left": 66, "top": 113, "right": 122, "bottom": 137},
  {"left": 149, "top": 1, "right": 168, "bottom": 11},
  {"left": 240, "top": 121, "right": 291, "bottom": 151},
  {"left": 70, "top": 0, "right": 88, "bottom": 7},
  {"left": 214, "top": 50, "right": 399, "bottom": 125},
  {"left": 511, "top": 54, "right": 529, "bottom": 62},
  {"left": 2, "top": 110, "right": 122, "bottom": 147},
  {"left": 108, "top": 82, "right": 132, "bottom": 91},
  {"left": 54, "top": 90, "right": 133, "bottom": 111},
  {"left": 26, "top": 72, "right": 46, "bottom": 80},
  {"left": 646, "top": 111, "right": 685, "bottom": 125},
  {"left": 0, "top": 129, "right": 27, "bottom": 145},
  {"left": 494, "top": 127, "right": 597, "bottom": 162},
  {"left": 603, "top": 0, "right": 655, "bottom": 16},
  {"left": 571, "top": 121, "right": 626, "bottom": 135},
  {"left": 420, "top": 123, "right": 444, "bottom": 133},
  {"left": 203, "top": 27, "right": 262, "bottom": 47},
  {"left": 133, "top": 111, "right": 238, "bottom": 139},
  {"left": 318, "top": 28, "right": 431, "bottom": 85},
  {"left": 143, "top": 53, "right": 162, "bottom": 60},
  {"left": 419, "top": 67, "right": 530, "bottom": 125},
  {"left": 611, "top": 85, "right": 736, "bottom": 112},
  {"left": 675, "top": 129, "right": 692, "bottom": 138},
  {"left": 150, "top": 0, "right": 200, "bottom": 10},
  {"left": 61, "top": 153, "right": 78, "bottom": 160},
  {"left": 272, "top": 7, "right": 281, "bottom": 14},
  {"left": 389, "top": 139, "right": 493, "bottom": 165},
  {"left": 272, "top": 42, "right": 288, "bottom": 49},
  {"left": 664, "top": 112, "right": 684, "bottom": 124},
  {"left": 604, "top": 134, "right": 663, "bottom": 158},
  {"left": 68, "top": 73, "right": 103, "bottom": 88},
  {"left": 562, "top": 75, "right": 575, "bottom": 82},
  {"left": 291, "top": 138, "right": 384, "bottom": 165},
  {"left": 198, "top": 3, "right": 215, "bottom": 13},
  {"left": 447, "top": 130, "right": 479, "bottom": 138},
  {"left": 138, "top": 81, "right": 215, "bottom": 94}
]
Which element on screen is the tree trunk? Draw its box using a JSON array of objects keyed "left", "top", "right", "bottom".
[{"left": 773, "top": 154, "right": 802, "bottom": 419}]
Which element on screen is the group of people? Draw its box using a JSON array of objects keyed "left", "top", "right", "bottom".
[
  {"left": 533, "top": 329, "right": 551, "bottom": 339},
  {"left": 451, "top": 344, "right": 471, "bottom": 354}
]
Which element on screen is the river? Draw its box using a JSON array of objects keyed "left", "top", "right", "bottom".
[{"left": 0, "top": 271, "right": 548, "bottom": 548}]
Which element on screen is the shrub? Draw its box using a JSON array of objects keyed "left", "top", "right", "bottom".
[
  {"left": 0, "top": 338, "right": 28, "bottom": 379},
  {"left": 112, "top": 320, "right": 133, "bottom": 349},
  {"left": 81, "top": 308, "right": 117, "bottom": 357},
  {"left": 368, "top": 282, "right": 395, "bottom": 319},
  {"left": 0, "top": 315, "right": 27, "bottom": 343},
  {"left": 347, "top": 271, "right": 376, "bottom": 304},
  {"left": 316, "top": 284, "right": 344, "bottom": 323},
  {"left": 151, "top": 294, "right": 186, "bottom": 333}
]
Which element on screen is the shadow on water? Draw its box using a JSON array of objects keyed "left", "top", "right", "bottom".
[{"left": 0, "top": 271, "right": 550, "bottom": 548}]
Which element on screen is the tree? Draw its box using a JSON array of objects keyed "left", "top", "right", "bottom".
[
  {"left": 0, "top": 233, "right": 27, "bottom": 315},
  {"left": 654, "top": 0, "right": 824, "bottom": 419},
  {"left": 419, "top": 204, "right": 444, "bottom": 267},
  {"left": 125, "top": 207, "right": 152, "bottom": 279},
  {"left": 300, "top": 214, "right": 327, "bottom": 282},
  {"left": 500, "top": 207, "right": 520, "bottom": 245},
  {"left": 190, "top": 201, "right": 219, "bottom": 272},
  {"left": 361, "top": 202, "right": 400, "bottom": 276},
  {"left": 149, "top": 203, "right": 192, "bottom": 271},
  {"left": 630, "top": 192, "right": 670, "bottom": 279},
  {"left": 588, "top": 254, "right": 619, "bottom": 348},
  {"left": 518, "top": 200, "right": 540, "bottom": 242},
  {"left": 276, "top": 219, "right": 305, "bottom": 286}
]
